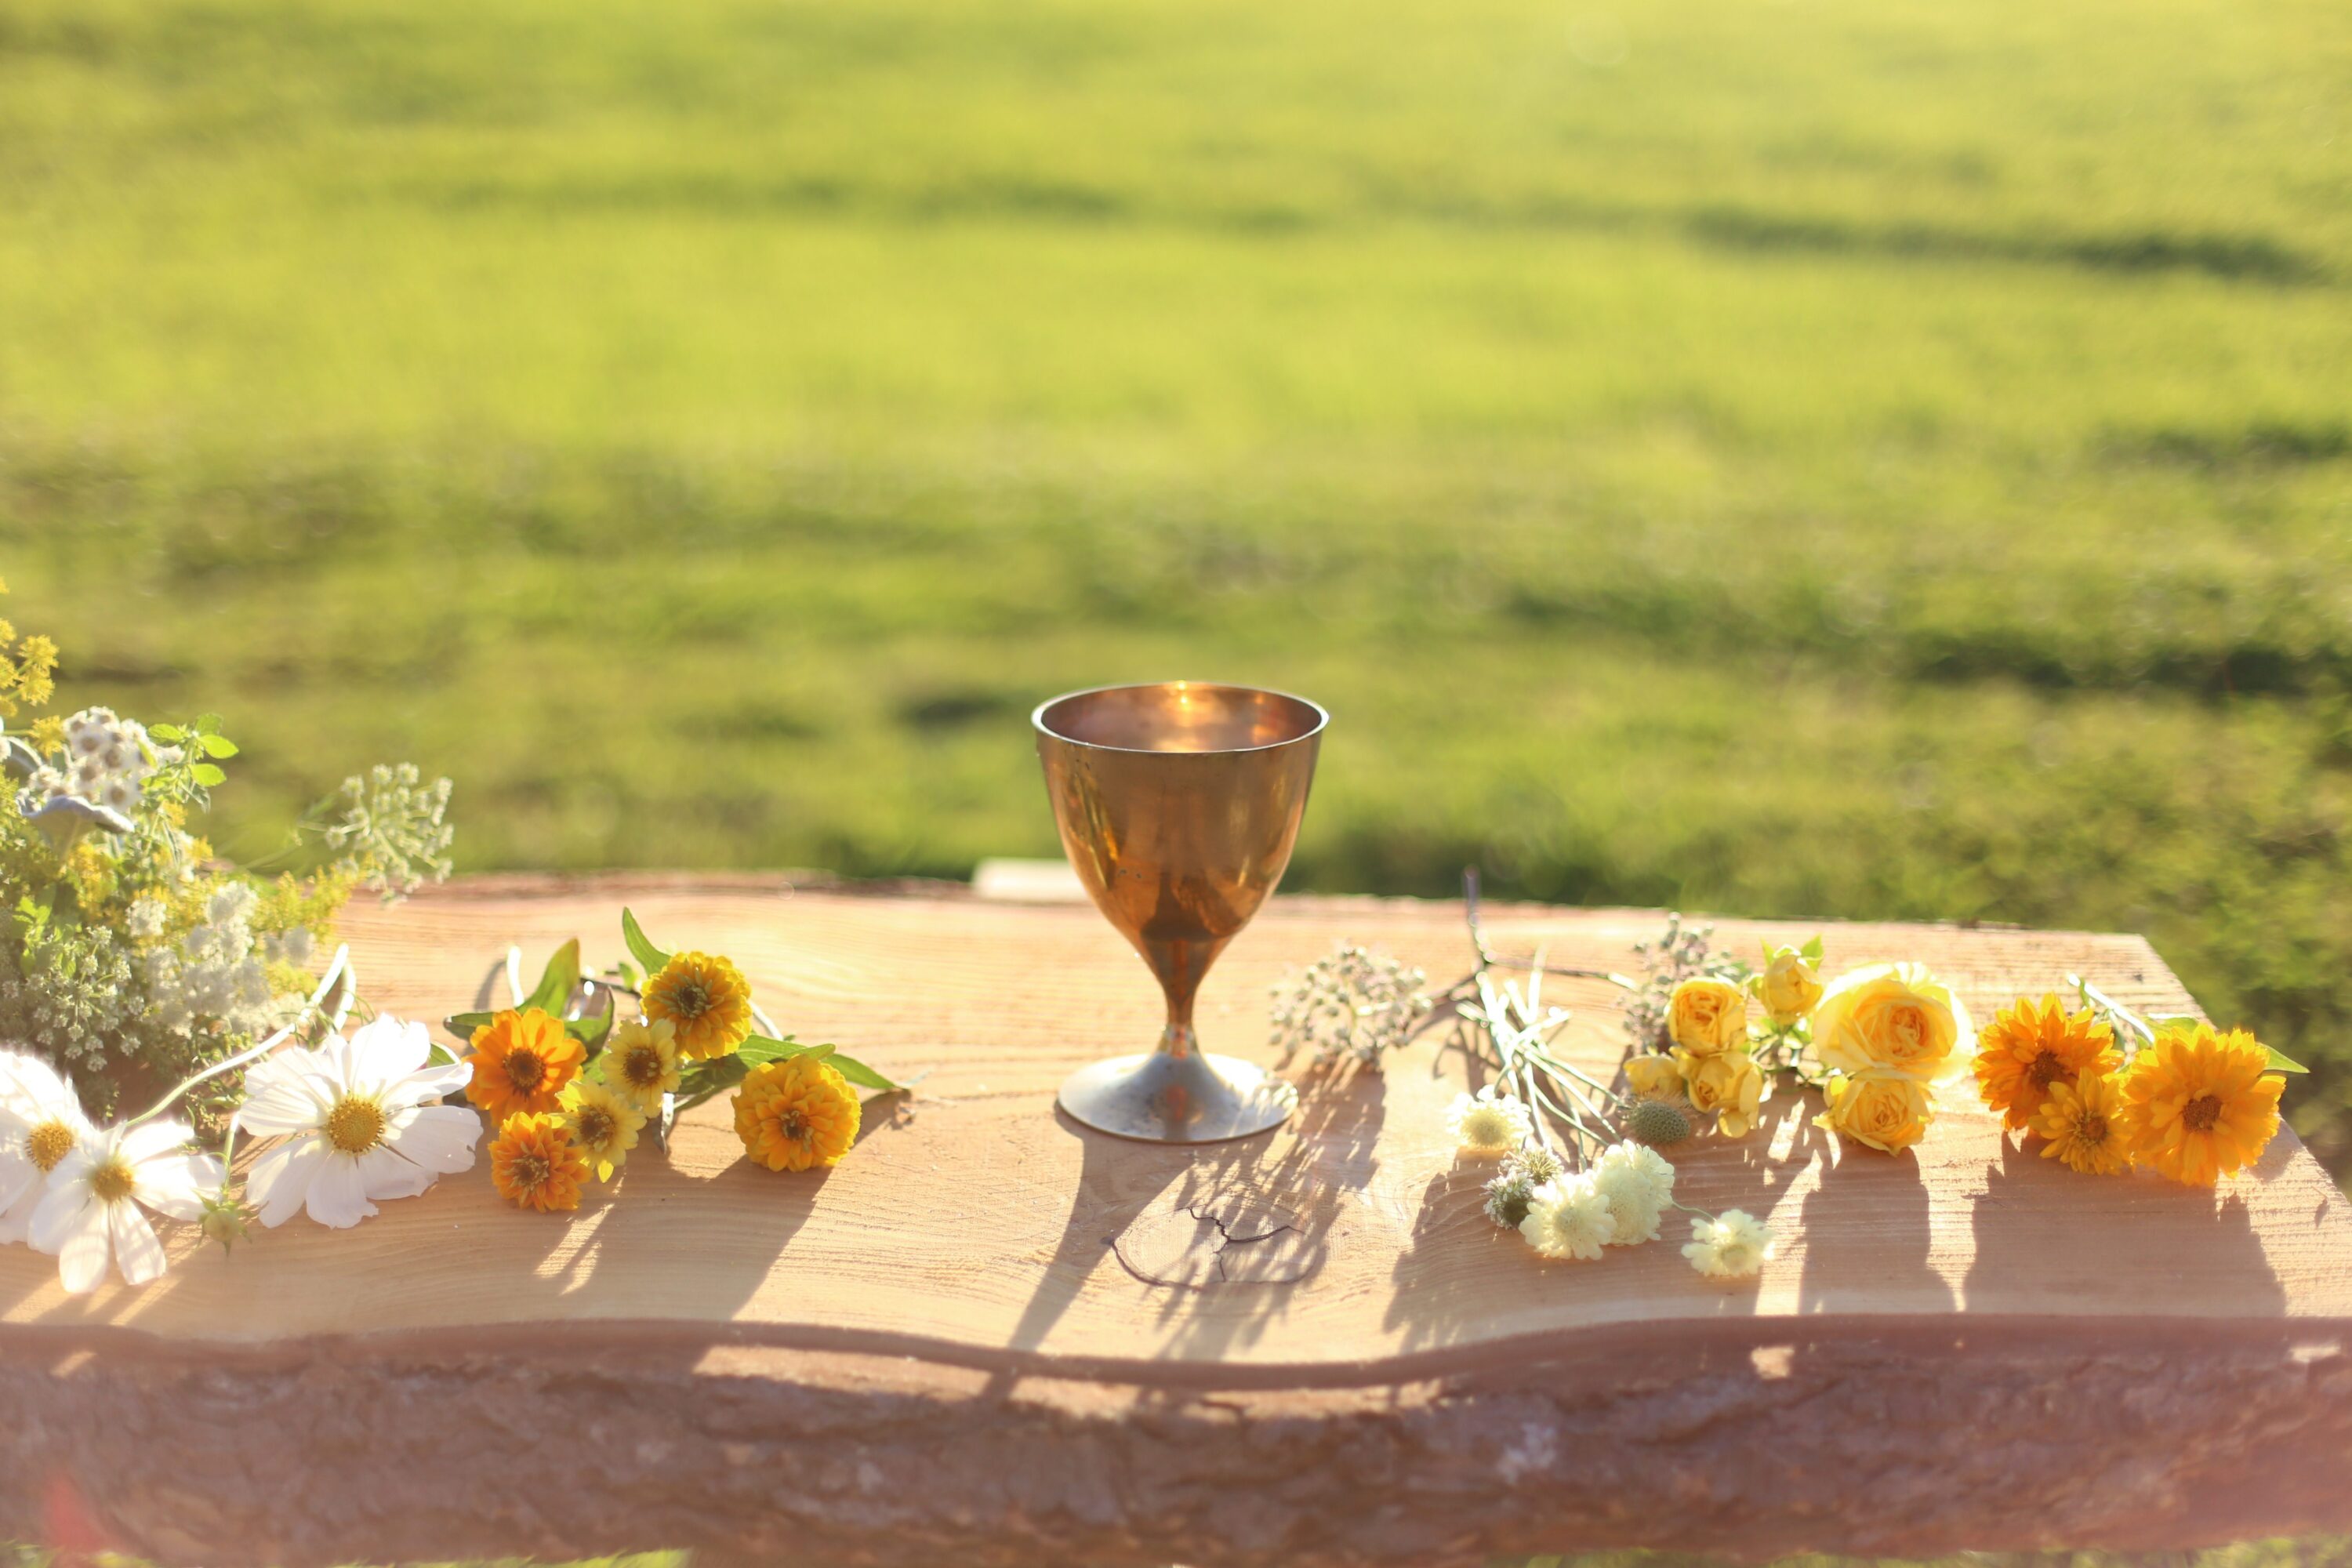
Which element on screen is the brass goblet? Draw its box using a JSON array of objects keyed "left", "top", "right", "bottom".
[{"left": 1034, "top": 681, "right": 1327, "bottom": 1143}]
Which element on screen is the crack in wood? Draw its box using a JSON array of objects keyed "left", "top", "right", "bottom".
[{"left": 1109, "top": 1198, "right": 1319, "bottom": 1290}]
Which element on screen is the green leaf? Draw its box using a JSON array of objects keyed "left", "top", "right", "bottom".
[
  {"left": 523, "top": 938, "right": 582, "bottom": 1015},
  {"left": 672, "top": 1051, "right": 750, "bottom": 1115},
  {"left": 148, "top": 723, "right": 185, "bottom": 742},
  {"left": 614, "top": 959, "right": 641, "bottom": 990},
  {"left": 426, "top": 1042, "right": 459, "bottom": 1068},
  {"left": 621, "top": 907, "right": 670, "bottom": 973},
  {"left": 445, "top": 1010, "right": 495, "bottom": 1037},
  {"left": 825, "top": 1051, "right": 905, "bottom": 1093},
  {"left": 194, "top": 712, "right": 224, "bottom": 734},
  {"left": 190, "top": 762, "right": 227, "bottom": 787},
  {"left": 565, "top": 991, "right": 616, "bottom": 1053},
  {"left": 1801, "top": 935, "right": 1825, "bottom": 962},
  {"left": 198, "top": 734, "right": 238, "bottom": 758},
  {"left": 2266, "top": 1046, "right": 2311, "bottom": 1076}
]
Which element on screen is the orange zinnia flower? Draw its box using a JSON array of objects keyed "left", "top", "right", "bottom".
[
  {"left": 465, "top": 1007, "right": 584, "bottom": 1121},
  {"left": 2120, "top": 1023, "right": 2282, "bottom": 1185},
  {"left": 1972, "top": 994, "right": 2119, "bottom": 1131},
  {"left": 732, "top": 1055, "right": 859, "bottom": 1172},
  {"left": 490, "top": 1112, "right": 589, "bottom": 1212},
  {"left": 643, "top": 950, "right": 755, "bottom": 1061}
]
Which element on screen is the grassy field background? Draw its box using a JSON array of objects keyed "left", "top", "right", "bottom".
[{"left": 2, "top": 0, "right": 2350, "bottom": 1160}]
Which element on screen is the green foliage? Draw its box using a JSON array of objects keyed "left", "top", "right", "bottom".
[{"left": 2, "top": 0, "right": 2349, "bottom": 1167}]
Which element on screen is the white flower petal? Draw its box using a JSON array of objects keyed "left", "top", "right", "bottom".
[
  {"left": 303, "top": 1152, "right": 378, "bottom": 1229},
  {"left": 234, "top": 1051, "right": 336, "bottom": 1134},
  {"left": 246, "top": 1136, "right": 327, "bottom": 1229},
  {"left": 355, "top": 1144, "right": 432, "bottom": 1202},
  {"left": 382, "top": 1059, "right": 473, "bottom": 1111},
  {"left": 133, "top": 1152, "right": 223, "bottom": 1220},
  {"left": 383, "top": 1105, "right": 481, "bottom": 1176},
  {"left": 107, "top": 1203, "right": 167, "bottom": 1287},
  {"left": 29, "top": 1180, "right": 93, "bottom": 1254},
  {"left": 47, "top": 1196, "right": 111, "bottom": 1291},
  {"left": 0, "top": 1054, "right": 89, "bottom": 1129},
  {"left": 0, "top": 1163, "right": 43, "bottom": 1246},
  {"left": 118, "top": 1119, "right": 197, "bottom": 1168},
  {"left": 350, "top": 1016, "right": 430, "bottom": 1086}
]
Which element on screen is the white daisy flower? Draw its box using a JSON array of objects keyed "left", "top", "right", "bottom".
[
  {"left": 1591, "top": 1141, "right": 1675, "bottom": 1246},
  {"left": 1446, "top": 1086, "right": 1533, "bottom": 1157},
  {"left": 1519, "top": 1172, "right": 1616, "bottom": 1260},
  {"left": 233, "top": 1014, "right": 478, "bottom": 1229},
  {"left": 0, "top": 1051, "right": 98, "bottom": 1245},
  {"left": 31, "top": 1120, "right": 223, "bottom": 1294},
  {"left": 1682, "top": 1208, "right": 1775, "bottom": 1279}
]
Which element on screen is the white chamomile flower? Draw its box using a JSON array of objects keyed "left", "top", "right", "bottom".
[
  {"left": 1682, "top": 1208, "right": 1775, "bottom": 1279},
  {"left": 31, "top": 1120, "right": 223, "bottom": 1294},
  {"left": 1519, "top": 1172, "right": 1615, "bottom": 1261},
  {"left": 1591, "top": 1141, "right": 1675, "bottom": 1246},
  {"left": 233, "top": 1014, "right": 478, "bottom": 1229},
  {"left": 0, "top": 1051, "right": 98, "bottom": 1245},
  {"left": 1446, "top": 1086, "right": 1534, "bottom": 1157}
]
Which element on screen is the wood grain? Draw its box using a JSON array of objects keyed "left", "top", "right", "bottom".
[{"left": 5, "top": 877, "right": 2350, "bottom": 1565}]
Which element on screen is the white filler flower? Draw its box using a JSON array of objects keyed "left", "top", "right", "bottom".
[
  {"left": 0, "top": 1050, "right": 98, "bottom": 1244},
  {"left": 1519, "top": 1172, "right": 1616, "bottom": 1261},
  {"left": 1591, "top": 1141, "right": 1675, "bottom": 1246},
  {"left": 31, "top": 1120, "right": 223, "bottom": 1293},
  {"left": 234, "top": 1014, "right": 478, "bottom": 1229},
  {"left": 1683, "top": 1208, "right": 1776, "bottom": 1279},
  {"left": 1446, "top": 1086, "right": 1534, "bottom": 1157}
]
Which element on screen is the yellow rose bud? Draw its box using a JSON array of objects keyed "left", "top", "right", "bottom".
[
  {"left": 1757, "top": 947, "right": 1824, "bottom": 1028},
  {"left": 1625, "top": 1053, "right": 1684, "bottom": 1101},
  {"left": 1809, "top": 962, "right": 1972, "bottom": 1082},
  {"left": 1815, "top": 1069, "right": 1933, "bottom": 1154},
  {"left": 1666, "top": 978, "right": 1748, "bottom": 1058},
  {"left": 1678, "top": 1049, "right": 1768, "bottom": 1138}
]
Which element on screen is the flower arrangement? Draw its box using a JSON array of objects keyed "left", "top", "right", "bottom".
[
  {"left": 447, "top": 908, "right": 906, "bottom": 1211},
  {"left": 1972, "top": 981, "right": 2297, "bottom": 1185}
]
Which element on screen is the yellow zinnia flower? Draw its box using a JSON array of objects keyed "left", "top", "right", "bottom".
[
  {"left": 2119, "top": 1023, "right": 2282, "bottom": 1186},
  {"left": 601, "top": 1016, "right": 682, "bottom": 1114},
  {"left": 2031, "top": 1073, "right": 2136, "bottom": 1176},
  {"left": 465, "top": 1008, "right": 585, "bottom": 1122},
  {"left": 644, "top": 950, "right": 755, "bottom": 1061},
  {"left": 733, "top": 1054, "right": 861, "bottom": 1172},
  {"left": 1973, "top": 994, "right": 2120, "bottom": 1131},
  {"left": 561, "top": 1079, "right": 645, "bottom": 1182},
  {"left": 490, "top": 1112, "right": 590, "bottom": 1212}
]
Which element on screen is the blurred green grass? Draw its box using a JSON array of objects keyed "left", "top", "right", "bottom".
[{"left": 2, "top": 0, "right": 2350, "bottom": 1160}]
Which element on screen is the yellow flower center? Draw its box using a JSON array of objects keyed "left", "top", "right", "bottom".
[
  {"left": 26, "top": 1120, "right": 74, "bottom": 1173},
  {"left": 89, "top": 1156, "right": 137, "bottom": 1204},
  {"left": 2182, "top": 1094, "right": 2222, "bottom": 1132},
  {"left": 575, "top": 1106, "right": 615, "bottom": 1149},
  {"left": 2027, "top": 1051, "right": 2068, "bottom": 1090},
  {"left": 666, "top": 978, "right": 712, "bottom": 1021},
  {"left": 325, "top": 1094, "right": 386, "bottom": 1155},
  {"left": 620, "top": 1046, "right": 662, "bottom": 1087},
  {"left": 504, "top": 1049, "right": 548, "bottom": 1094},
  {"left": 510, "top": 1151, "right": 550, "bottom": 1191}
]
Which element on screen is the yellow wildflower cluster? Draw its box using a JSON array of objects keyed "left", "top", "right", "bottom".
[
  {"left": 472, "top": 911, "right": 895, "bottom": 1213},
  {"left": 1973, "top": 999, "right": 2284, "bottom": 1184},
  {"left": 0, "top": 579, "right": 60, "bottom": 721}
]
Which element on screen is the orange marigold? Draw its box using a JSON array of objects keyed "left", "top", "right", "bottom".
[
  {"left": 2119, "top": 1023, "right": 2282, "bottom": 1186},
  {"left": 643, "top": 950, "right": 755, "bottom": 1062},
  {"left": 733, "top": 1054, "right": 860, "bottom": 1172},
  {"left": 1972, "top": 994, "right": 2119, "bottom": 1131},
  {"left": 490, "top": 1112, "right": 589, "bottom": 1212},
  {"left": 465, "top": 1007, "right": 585, "bottom": 1121}
]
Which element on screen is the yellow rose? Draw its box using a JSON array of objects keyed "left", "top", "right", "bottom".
[
  {"left": 1667, "top": 978, "right": 1749, "bottom": 1057},
  {"left": 1677, "top": 1048, "right": 1767, "bottom": 1138},
  {"left": 1757, "top": 947, "right": 1824, "bottom": 1028},
  {"left": 1625, "top": 1053, "right": 1684, "bottom": 1101},
  {"left": 1809, "top": 962, "right": 1972, "bottom": 1082},
  {"left": 1815, "top": 1069, "right": 1933, "bottom": 1154}
]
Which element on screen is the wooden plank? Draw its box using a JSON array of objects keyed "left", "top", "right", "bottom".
[{"left": 5, "top": 878, "right": 2350, "bottom": 1566}]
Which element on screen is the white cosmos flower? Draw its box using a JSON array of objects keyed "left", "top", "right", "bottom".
[
  {"left": 0, "top": 1051, "right": 98, "bottom": 1245},
  {"left": 233, "top": 1014, "right": 478, "bottom": 1229},
  {"left": 31, "top": 1120, "right": 223, "bottom": 1294}
]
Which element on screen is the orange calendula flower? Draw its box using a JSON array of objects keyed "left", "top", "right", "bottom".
[
  {"left": 644, "top": 950, "right": 755, "bottom": 1062},
  {"left": 465, "top": 1007, "right": 585, "bottom": 1121},
  {"left": 2119, "top": 1023, "right": 2283, "bottom": 1186},
  {"left": 733, "top": 1054, "right": 860, "bottom": 1172},
  {"left": 2030, "top": 1073, "right": 2136, "bottom": 1175},
  {"left": 1973, "top": 994, "right": 2119, "bottom": 1131},
  {"left": 490, "top": 1112, "right": 590, "bottom": 1212}
]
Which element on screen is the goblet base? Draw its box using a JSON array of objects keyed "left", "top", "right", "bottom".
[{"left": 1057, "top": 1048, "right": 1297, "bottom": 1143}]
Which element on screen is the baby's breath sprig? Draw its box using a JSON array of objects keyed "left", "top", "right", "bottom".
[{"left": 1269, "top": 942, "right": 1434, "bottom": 1066}]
